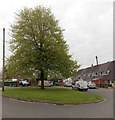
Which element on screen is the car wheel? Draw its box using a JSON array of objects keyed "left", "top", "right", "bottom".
[{"left": 85, "top": 89, "right": 88, "bottom": 91}]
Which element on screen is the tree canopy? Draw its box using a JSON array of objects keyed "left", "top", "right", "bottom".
[{"left": 6, "top": 6, "right": 80, "bottom": 89}]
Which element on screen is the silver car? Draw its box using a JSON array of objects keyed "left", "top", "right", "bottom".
[
  {"left": 88, "top": 82, "right": 96, "bottom": 89},
  {"left": 38, "top": 81, "right": 52, "bottom": 87}
]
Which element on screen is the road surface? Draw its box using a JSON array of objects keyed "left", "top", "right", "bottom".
[{"left": 2, "top": 88, "right": 113, "bottom": 118}]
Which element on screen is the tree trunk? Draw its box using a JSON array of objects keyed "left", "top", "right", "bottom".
[
  {"left": 40, "top": 70, "right": 44, "bottom": 89},
  {"left": 36, "top": 79, "right": 39, "bottom": 84}
]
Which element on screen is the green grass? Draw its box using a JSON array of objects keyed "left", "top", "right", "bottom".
[{"left": 2, "top": 87, "right": 103, "bottom": 103}]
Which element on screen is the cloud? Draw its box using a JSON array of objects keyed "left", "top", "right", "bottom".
[
  {"left": 0, "top": 0, "right": 113, "bottom": 69},
  {"left": 61, "top": 1, "right": 113, "bottom": 68}
]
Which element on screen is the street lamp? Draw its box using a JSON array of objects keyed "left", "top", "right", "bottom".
[{"left": 2, "top": 28, "right": 5, "bottom": 91}]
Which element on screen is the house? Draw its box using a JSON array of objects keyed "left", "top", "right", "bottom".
[{"left": 72, "top": 60, "right": 115, "bottom": 87}]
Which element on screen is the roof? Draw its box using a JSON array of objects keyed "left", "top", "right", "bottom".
[
  {"left": 73, "top": 60, "right": 115, "bottom": 81},
  {"left": 14, "top": 76, "right": 31, "bottom": 80}
]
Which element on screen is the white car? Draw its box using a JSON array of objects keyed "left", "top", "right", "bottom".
[
  {"left": 64, "top": 81, "right": 72, "bottom": 87},
  {"left": 19, "top": 81, "right": 29, "bottom": 87},
  {"left": 72, "top": 79, "right": 88, "bottom": 91},
  {"left": 38, "top": 81, "right": 52, "bottom": 87}
]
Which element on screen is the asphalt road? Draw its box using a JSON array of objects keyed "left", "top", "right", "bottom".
[{"left": 2, "top": 88, "right": 113, "bottom": 118}]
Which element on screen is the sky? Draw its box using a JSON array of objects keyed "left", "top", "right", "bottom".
[{"left": 0, "top": 0, "right": 114, "bottom": 71}]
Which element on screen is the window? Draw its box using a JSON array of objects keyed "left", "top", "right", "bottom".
[
  {"left": 84, "top": 74, "right": 86, "bottom": 76},
  {"left": 100, "top": 72, "right": 103, "bottom": 75},
  {"left": 95, "top": 73, "right": 98, "bottom": 75},
  {"left": 106, "top": 70, "right": 110, "bottom": 75},
  {"left": 100, "top": 70, "right": 110, "bottom": 76},
  {"left": 87, "top": 73, "right": 92, "bottom": 77},
  {"left": 92, "top": 72, "right": 98, "bottom": 76}
]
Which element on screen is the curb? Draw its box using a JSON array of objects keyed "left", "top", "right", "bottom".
[{"left": 2, "top": 95, "right": 105, "bottom": 106}]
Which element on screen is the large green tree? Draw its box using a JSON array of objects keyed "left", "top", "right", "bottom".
[{"left": 7, "top": 6, "right": 79, "bottom": 89}]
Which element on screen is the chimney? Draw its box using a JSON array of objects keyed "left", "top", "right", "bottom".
[{"left": 95, "top": 56, "right": 98, "bottom": 65}]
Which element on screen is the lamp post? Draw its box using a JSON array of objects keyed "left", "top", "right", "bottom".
[{"left": 2, "top": 28, "right": 5, "bottom": 91}]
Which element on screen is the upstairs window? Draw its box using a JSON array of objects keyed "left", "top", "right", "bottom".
[
  {"left": 92, "top": 72, "right": 98, "bottom": 77},
  {"left": 100, "top": 70, "right": 110, "bottom": 76}
]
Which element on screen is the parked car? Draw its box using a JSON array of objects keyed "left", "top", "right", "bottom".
[
  {"left": 19, "top": 81, "right": 29, "bottom": 87},
  {"left": 72, "top": 78, "right": 88, "bottom": 91},
  {"left": 88, "top": 82, "right": 96, "bottom": 89},
  {"left": 49, "top": 81, "right": 54, "bottom": 86},
  {"left": 64, "top": 81, "right": 72, "bottom": 87},
  {"left": 38, "top": 80, "right": 52, "bottom": 87}
]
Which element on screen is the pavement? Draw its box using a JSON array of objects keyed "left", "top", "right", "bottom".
[{"left": 2, "top": 87, "right": 113, "bottom": 118}]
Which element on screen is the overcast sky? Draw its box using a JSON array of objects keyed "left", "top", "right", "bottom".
[{"left": 0, "top": 0, "right": 113, "bottom": 70}]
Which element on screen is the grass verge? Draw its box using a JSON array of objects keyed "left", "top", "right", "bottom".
[{"left": 2, "top": 87, "right": 103, "bottom": 104}]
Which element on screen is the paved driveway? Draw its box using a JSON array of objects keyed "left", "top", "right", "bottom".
[{"left": 2, "top": 88, "right": 113, "bottom": 118}]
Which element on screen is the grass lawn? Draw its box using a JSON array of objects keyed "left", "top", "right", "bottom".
[{"left": 2, "top": 87, "right": 103, "bottom": 104}]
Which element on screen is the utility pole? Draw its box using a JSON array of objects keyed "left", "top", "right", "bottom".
[
  {"left": 95, "top": 56, "right": 98, "bottom": 65},
  {"left": 2, "top": 28, "right": 5, "bottom": 91}
]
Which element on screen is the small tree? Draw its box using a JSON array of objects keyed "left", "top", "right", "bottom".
[{"left": 7, "top": 6, "right": 79, "bottom": 89}]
